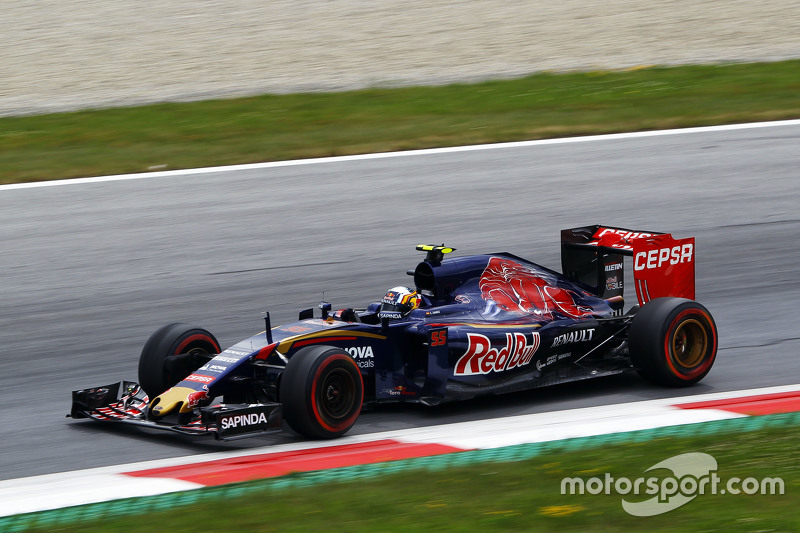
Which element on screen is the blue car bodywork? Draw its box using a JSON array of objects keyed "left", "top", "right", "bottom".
[{"left": 70, "top": 226, "right": 717, "bottom": 440}]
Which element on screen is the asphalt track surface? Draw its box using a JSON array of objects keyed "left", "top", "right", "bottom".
[{"left": 1, "top": 122, "right": 798, "bottom": 481}]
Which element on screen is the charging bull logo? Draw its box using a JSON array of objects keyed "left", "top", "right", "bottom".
[
  {"left": 479, "top": 257, "right": 592, "bottom": 318},
  {"left": 186, "top": 390, "right": 209, "bottom": 408},
  {"left": 454, "top": 332, "right": 540, "bottom": 376}
]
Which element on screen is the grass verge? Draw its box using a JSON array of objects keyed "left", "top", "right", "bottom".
[
  {"left": 26, "top": 422, "right": 800, "bottom": 532},
  {"left": 2, "top": 60, "right": 799, "bottom": 185}
]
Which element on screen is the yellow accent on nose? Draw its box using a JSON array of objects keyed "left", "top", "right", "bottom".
[{"left": 149, "top": 386, "right": 197, "bottom": 416}]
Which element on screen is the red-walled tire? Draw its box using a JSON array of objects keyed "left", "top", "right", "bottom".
[
  {"left": 138, "top": 323, "right": 221, "bottom": 398},
  {"left": 281, "top": 345, "right": 364, "bottom": 439},
  {"left": 629, "top": 298, "right": 718, "bottom": 387}
]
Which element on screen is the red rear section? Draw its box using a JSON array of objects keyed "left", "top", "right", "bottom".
[
  {"left": 561, "top": 226, "right": 696, "bottom": 306},
  {"left": 631, "top": 234, "right": 695, "bottom": 305}
]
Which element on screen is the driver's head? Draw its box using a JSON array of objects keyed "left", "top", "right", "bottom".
[{"left": 378, "top": 286, "right": 422, "bottom": 319}]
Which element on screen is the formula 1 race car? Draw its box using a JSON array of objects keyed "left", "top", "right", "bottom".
[{"left": 70, "top": 225, "right": 718, "bottom": 441}]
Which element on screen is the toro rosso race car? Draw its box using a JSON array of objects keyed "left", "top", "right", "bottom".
[{"left": 70, "top": 226, "right": 718, "bottom": 441}]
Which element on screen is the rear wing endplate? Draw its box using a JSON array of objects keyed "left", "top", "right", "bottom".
[{"left": 561, "top": 225, "right": 695, "bottom": 306}]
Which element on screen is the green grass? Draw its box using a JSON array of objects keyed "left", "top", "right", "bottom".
[
  {"left": 32, "top": 424, "right": 800, "bottom": 532},
  {"left": 2, "top": 60, "right": 799, "bottom": 184}
]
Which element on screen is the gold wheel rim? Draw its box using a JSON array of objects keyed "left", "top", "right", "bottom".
[{"left": 671, "top": 319, "right": 708, "bottom": 368}]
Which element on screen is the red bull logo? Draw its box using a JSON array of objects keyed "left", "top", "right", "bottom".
[{"left": 454, "top": 332, "right": 540, "bottom": 376}]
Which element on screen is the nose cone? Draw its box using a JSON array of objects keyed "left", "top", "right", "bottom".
[{"left": 149, "top": 386, "right": 198, "bottom": 417}]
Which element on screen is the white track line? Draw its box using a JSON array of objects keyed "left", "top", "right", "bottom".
[{"left": 2, "top": 119, "right": 800, "bottom": 192}]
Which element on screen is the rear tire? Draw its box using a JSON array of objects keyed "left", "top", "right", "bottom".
[
  {"left": 281, "top": 345, "right": 364, "bottom": 439},
  {"left": 629, "top": 298, "right": 718, "bottom": 387},
  {"left": 138, "top": 323, "right": 221, "bottom": 397}
]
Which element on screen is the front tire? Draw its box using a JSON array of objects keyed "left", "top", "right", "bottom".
[
  {"left": 280, "top": 345, "right": 364, "bottom": 439},
  {"left": 629, "top": 297, "right": 718, "bottom": 386},
  {"left": 138, "top": 323, "right": 221, "bottom": 397}
]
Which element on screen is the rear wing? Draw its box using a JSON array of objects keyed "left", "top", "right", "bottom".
[{"left": 561, "top": 225, "right": 695, "bottom": 306}]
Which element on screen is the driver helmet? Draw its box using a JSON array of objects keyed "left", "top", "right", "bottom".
[{"left": 378, "top": 286, "right": 422, "bottom": 319}]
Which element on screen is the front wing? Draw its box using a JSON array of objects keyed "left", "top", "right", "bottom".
[{"left": 69, "top": 381, "right": 283, "bottom": 441}]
